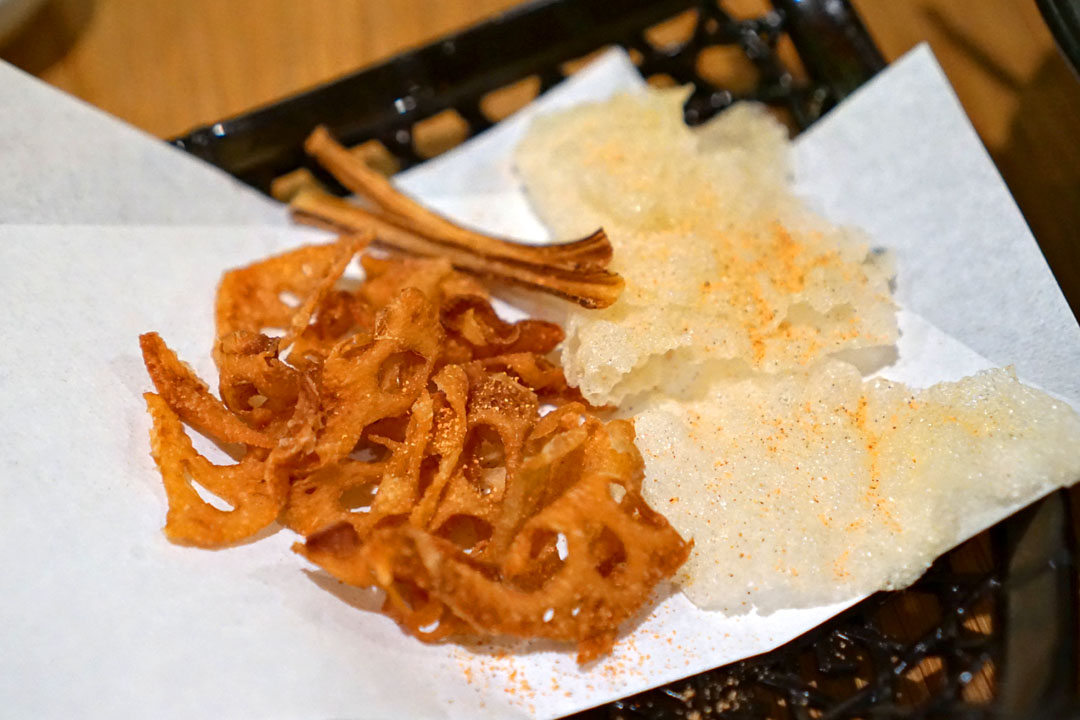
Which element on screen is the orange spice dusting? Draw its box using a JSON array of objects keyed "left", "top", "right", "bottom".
[
  {"left": 750, "top": 336, "right": 767, "bottom": 364},
  {"left": 447, "top": 592, "right": 705, "bottom": 712},
  {"left": 771, "top": 224, "right": 808, "bottom": 293},
  {"left": 693, "top": 223, "right": 873, "bottom": 369},
  {"left": 852, "top": 394, "right": 902, "bottom": 533},
  {"left": 833, "top": 549, "right": 852, "bottom": 579}
]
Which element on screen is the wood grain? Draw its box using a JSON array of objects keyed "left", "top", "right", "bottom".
[
  {"left": 0, "top": 0, "right": 523, "bottom": 138},
  {"left": 852, "top": 0, "right": 1080, "bottom": 316}
]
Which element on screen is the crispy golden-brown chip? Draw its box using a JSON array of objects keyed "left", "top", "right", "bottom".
[
  {"left": 441, "top": 295, "right": 564, "bottom": 358},
  {"left": 469, "top": 353, "right": 572, "bottom": 398},
  {"left": 288, "top": 289, "right": 376, "bottom": 372},
  {"left": 360, "top": 256, "right": 464, "bottom": 309},
  {"left": 141, "top": 240, "right": 687, "bottom": 662},
  {"left": 140, "top": 332, "right": 272, "bottom": 448},
  {"left": 409, "top": 364, "right": 469, "bottom": 529},
  {"left": 215, "top": 238, "right": 365, "bottom": 344},
  {"left": 212, "top": 331, "right": 301, "bottom": 434},
  {"left": 314, "top": 287, "right": 443, "bottom": 466},
  {"left": 145, "top": 393, "right": 286, "bottom": 547},
  {"left": 300, "top": 417, "right": 690, "bottom": 663}
]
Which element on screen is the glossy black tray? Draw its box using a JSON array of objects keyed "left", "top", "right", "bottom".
[
  {"left": 172, "top": 2, "right": 1079, "bottom": 718},
  {"left": 1039, "top": 0, "right": 1080, "bottom": 78},
  {"left": 172, "top": 0, "right": 882, "bottom": 194}
]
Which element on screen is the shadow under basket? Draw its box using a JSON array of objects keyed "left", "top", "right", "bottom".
[{"left": 171, "top": 1, "right": 1080, "bottom": 718}]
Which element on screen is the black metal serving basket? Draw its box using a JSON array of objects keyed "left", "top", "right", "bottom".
[{"left": 173, "top": 2, "right": 1080, "bottom": 718}]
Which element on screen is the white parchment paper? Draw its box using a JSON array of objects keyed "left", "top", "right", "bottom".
[
  {"left": 1, "top": 46, "right": 1077, "bottom": 719},
  {"left": 0, "top": 62, "right": 283, "bottom": 225}
]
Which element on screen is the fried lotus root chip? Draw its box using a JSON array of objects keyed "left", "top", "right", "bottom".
[
  {"left": 409, "top": 365, "right": 470, "bottom": 529},
  {"left": 145, "top": 393, "right": 287, "bottom": 547},
  {"left": 441, "top": 295, "right": 564, "bottom": 358},
  {"left": 301, "top": 520, "right": 475, "bottom": 642},
  {"left": 466, "top": 353, "right": 572, "bottom": 400},
  {"left": 142, "top": 244, "right": 687, "bottom": 660},
  {"left": 288, "top": 289, "right": 376, "bottom": 371},
  {"left": 215, "top": 237, "right": 366, "bottom": 344},
  {"left": 445, "top": 372, "right": 539, "bottom": 558},
  {"left": 359, "top": 255, "right": 476, "bottom": 309},
  {"left": 283, "top": 392, "right": 435, "bottom": 537},
  {"left": 265, "top": 373, "right": 323, "bottom": 473},
  {"left": 300, "top": 416, "right": 691, "bottom": 663},
  {"left": 140, "top": 332, "right": 272, "bottom": 448},
  {"left": 417, "top": 370, "right": 541, "bottom": 558},
  {"left": 213, "top": 331, "right": 302, "bottom": 433},
  {"left": 361, "top": 255, "right": 561, "bottom": 365},
  {"left": 314, "top": 287, "right": 443, "bottom": 466}
]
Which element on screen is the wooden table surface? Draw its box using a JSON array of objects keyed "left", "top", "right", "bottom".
[
  {"left": 2, "top": 0, "right": 1077, "bottom": 707},
  {"left": 2, "top": 0, "right": 1077, "bottom": 314}
]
